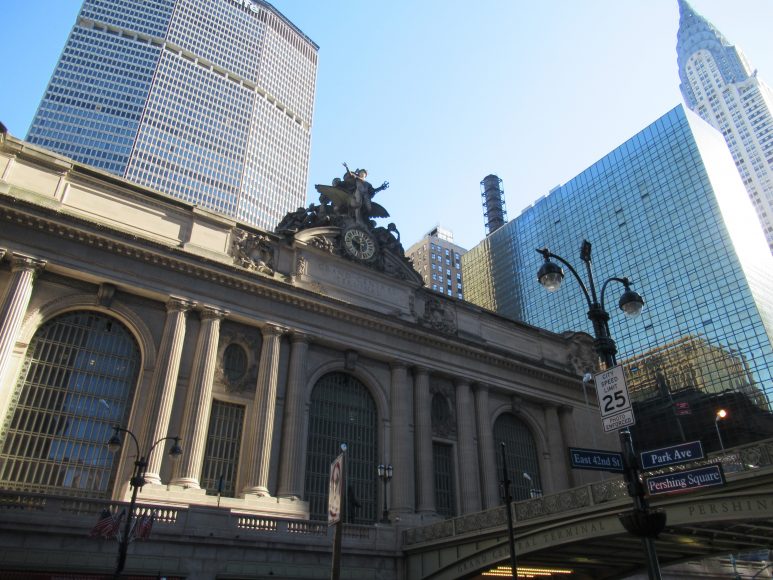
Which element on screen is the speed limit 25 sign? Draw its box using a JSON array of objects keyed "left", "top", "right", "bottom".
[{"left": 593, "top": 366, "right": 636, "bottom": 432}]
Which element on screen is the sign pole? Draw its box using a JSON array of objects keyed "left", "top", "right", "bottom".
[{"left": 329, "top": 447, "right": 346, "bottom": 580}]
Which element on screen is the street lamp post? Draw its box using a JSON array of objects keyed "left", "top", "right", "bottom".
[
  {"left": 376, "top": 463, "right": 393, "bottom": 523},
  {"left": 499, "top": 443, "right": 518, "bottom": 579},
  {"left": 107, "top": 427, "right": 182, "bottom": 578},
  {"left": 715, "top": 409, "right": 728, "bottom": 451},
  {"left": 537, "top": 240, "right": 664, "bottom": 580}
]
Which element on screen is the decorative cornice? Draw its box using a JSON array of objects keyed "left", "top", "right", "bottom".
[{"left": 0, "top": 203, "right": 581, "bottom": 390}]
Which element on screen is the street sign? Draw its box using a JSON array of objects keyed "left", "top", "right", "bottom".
[
  {"left": 640, "top": 440, "right": 704, "bottom": 470},
  {"left": 568, "top": 447, "right": 625, "bottom": 473},
  {"left": 646, "top": 465, "right": 725, "bottom": 496},
  {"left": 328, "top": 453, "right": 344, "bottom": 525},
  {"left": 594, "top": 366, "right": 635, "bottom": 432}
]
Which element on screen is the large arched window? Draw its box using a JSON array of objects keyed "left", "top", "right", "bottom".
[
  {"left": 304, "top": 372, "right": 378, "bottom": 523},
  {"left": 493, "top": 413, "right": 541, "bottom": 501},
  {"left": 0, "top": 311, "right": 141, "bottom": 497}
]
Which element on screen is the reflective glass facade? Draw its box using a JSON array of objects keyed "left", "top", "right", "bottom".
[
  {"left": 27, "top": 0, "right": 317, "bottom": 231},
  {"left": 464, "top": 106, "right": 773, "bottom": 444}
]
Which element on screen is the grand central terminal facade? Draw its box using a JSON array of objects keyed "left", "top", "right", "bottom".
[{"left": 0, "top": 133, "right": 615, "bottom": 578}]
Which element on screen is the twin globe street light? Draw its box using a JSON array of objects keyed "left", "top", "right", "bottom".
[
  {"left": 537, "top": 241, "right": 665, "bottom": 580},
  {"left": 107, "top": 427, "right": 182, "bottom": 578}
]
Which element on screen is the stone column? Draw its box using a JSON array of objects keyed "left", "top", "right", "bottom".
[
  {"left": 455, "top": 379, "right": 481, "bottom": 514},
  {"left": 413, "top": 367, "right": 435, "bottom": 514},
  {"left": 243, "top": 324, "right": 284, "bottom": 496},
  {"left": 0, "top": 254, "right": 46, "bottom": 390},
  {"left": 390, "top": 362, "right": 415, "bottom": 515},
  {"left": 544, "top": 404, "right": 569, "bottom": 493},
  {"left": 277, "top": 332, "right": 310, "bottom": 499},
  {"left": 474, "top": 384, "right": 498, "bottom": 509},
  {"left": 171, "top": 306, "right": 226, "bottom": 488},
  {"left": 143, "top": 298, "right": 194, "bottom": 485}
]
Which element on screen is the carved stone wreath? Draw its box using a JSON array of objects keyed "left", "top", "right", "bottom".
[
  {"left": 231, "top": 228, "right": 275, "bottom": 275},
  {"left": 420, "top": 296, "right": 457, "bottom": 335}
]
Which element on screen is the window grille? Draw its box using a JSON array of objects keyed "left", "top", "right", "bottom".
[
  {"left": 304, "top": 372, "right": 377, "bottom": 523},
  {"left": 0, "top": 311, "right": 140, "bottom": 497},
  {"left": 494, "top": 413, "right": 541, "bottom": 501},
  {"left": 201, "top": 399, "right": 244, "bottom": 497},
  {"left": 433, "top": 442, "right": 456, "bottom": 517}
]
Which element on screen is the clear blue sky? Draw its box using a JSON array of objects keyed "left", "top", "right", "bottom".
[{"left": 2, "top": 1, "right": 772, "bottom": 251}]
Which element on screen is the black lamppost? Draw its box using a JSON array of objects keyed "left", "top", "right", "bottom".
[
  {"left": 107, "top": 427, "right": 182, "bottom": 578},
  {"left": 499, "top": 443, "right": 518, "bottom": 579},
  {"left": 537, "top": 240, "right": 665, "bottom": 580},
  {"left": 377, "top": 463, "right": 393, "bottom": 523}
]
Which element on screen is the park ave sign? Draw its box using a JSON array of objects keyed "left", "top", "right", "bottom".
[{"left": 640, "top": 441, "right": 704, "bottom": 470}]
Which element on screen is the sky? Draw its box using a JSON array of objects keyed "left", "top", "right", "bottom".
[{"left": 2, "top": 1, "right": 773, "bottom": 251}]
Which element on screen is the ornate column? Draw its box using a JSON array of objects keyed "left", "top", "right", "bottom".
[
  {"left": 544, "top": 404, "right": 569, "bottom": 493},
  {"left": 143, "top": 298, "right": 195, "bottom": 485},
  {"left": 171, "top": 306, "right": 226, "bottom": 488},
  {"left": 455, "top": 379, "right": 481, "bottom": 513},
  {"left": 390, "top": 362, "right": 415, "bottom": 515},
  {"left": 243, "top": 324, "right": 284, "bottom": 496},
  {"left": 277, "top": 332, "right": 310, "bottom": 499},
  {"left": 0, "top": 254, "right": 46, "bottom": 390},
  {"left": 413, "top": 367, "right": 435, "bottom": 514},
  {"left": 474, "top": 384, "right": 498, "bottom": 509}
]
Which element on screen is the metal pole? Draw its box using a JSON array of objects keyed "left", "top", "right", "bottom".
[
  {"left": 331, "top": 447, "right": 346, "bottom": 580},
  {"left": 715, "top": 420, "right": 725, "bottom": 451},
  {"left": 500, "top": 443, "right": 518, "bottom": 579},
  {"left": 115, "top": 457, "right": 144, "bottom": 578},
  {"left": 382, "top": 477, "right": 389, "bottom": 522}
]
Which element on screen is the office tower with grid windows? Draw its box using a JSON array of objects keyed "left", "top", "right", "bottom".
[
  {"left": 677, "top": 0, "right": 773, "bottom": 253},
  {"left": 463, "top": 105, "right": 773, "bottom": 448},
  {"left": 26, "top": 0, "right": 317, "bottom": 231},
  {"left": 405, "top": 226, "right": 467, "bottom": 299}
]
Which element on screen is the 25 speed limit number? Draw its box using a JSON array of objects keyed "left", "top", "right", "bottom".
[{"left": 593, "top": 366, "right": 632, "bottom": 419}]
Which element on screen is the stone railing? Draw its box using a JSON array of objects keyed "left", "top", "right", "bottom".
[
  {"left": 404, "top": 437, "right": 773, "bottom": 547},
  {"left": 0, "top": 491, "right": 397, "bottom": 548}
]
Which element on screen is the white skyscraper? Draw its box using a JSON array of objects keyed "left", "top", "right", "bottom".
[
  {"left": 677, "top": 0, "right": 773, "bottom": 252},
  {"left": 27, "top": 0, "right": 318, "bottom": 232}
]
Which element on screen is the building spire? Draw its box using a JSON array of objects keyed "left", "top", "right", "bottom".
[{"left": 676, "top": 0, "right": 752, "bottom": 107}]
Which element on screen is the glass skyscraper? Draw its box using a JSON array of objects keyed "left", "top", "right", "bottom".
[
  {"left": 463, "top": 106, "right": 773, "bottom": 445},
  {"left": 27, "top": 0, "right": 318, "bottom": 231},
  {"left": 677, "top": 0, "right": 773, "bottom": 254}
]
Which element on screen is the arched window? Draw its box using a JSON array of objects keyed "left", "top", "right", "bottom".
[
  {"left": 493, "top": 413, "right": 541, "bottom": 501},
  {"left": 0, "top": 311, "right": 141, "bottom": 497},
  {"left": 304, "top": 372, "right": 377, "bottom": 523}
]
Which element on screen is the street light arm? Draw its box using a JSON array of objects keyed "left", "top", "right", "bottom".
[
  {"left": 147, "top": 435, "right": 180, "bottom": 459},
  {"left": 112, "top": 426, "right": 141, "bottom": 458},
  {"left": 599, "top": 276, "right": 633, "bottom": 312},
  {"left": 536, "top": 248, "right": 594, "bottom": 307}
]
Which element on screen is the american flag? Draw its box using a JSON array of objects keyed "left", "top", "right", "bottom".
[
  {"left": 132, "top": 511, "right": 155, "bottom": 541},
  {"left": 89, "top": 508, "right": 124, "bottom": 540}
]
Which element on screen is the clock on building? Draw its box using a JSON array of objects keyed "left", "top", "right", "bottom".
[{"left": 343, "top": 226, "right": 378, "bottom": 261}]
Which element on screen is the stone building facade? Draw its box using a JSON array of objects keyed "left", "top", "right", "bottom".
[{"left": 0, "top": 133, "right": 608, "bottom": 578}]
